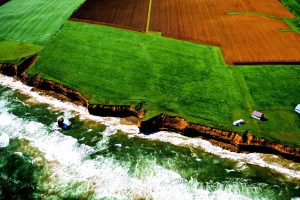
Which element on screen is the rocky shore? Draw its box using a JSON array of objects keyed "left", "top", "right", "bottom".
[{"left": 1, "top": 56, "right": 299, "bottom": 162}]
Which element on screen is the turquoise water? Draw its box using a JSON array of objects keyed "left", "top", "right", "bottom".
[{"left": 0, "top": 83, "right": 299, "bottom": 199}]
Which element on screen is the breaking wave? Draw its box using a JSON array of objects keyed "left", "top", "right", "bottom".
[
  {"left": 0, "top": 74, "right": 299, "bottom": 184},
  {"left": 0, "top": 96, "right": 254, "bottom": 199}
]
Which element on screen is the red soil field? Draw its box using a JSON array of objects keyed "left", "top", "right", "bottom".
[
  {"left": 150, "top": 0, "right": 300, "bottom": 64},
  {"left": 71, "top": 0, "right": 149, "bottom": 31}
]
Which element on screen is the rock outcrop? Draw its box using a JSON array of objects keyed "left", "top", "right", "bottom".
[
  {"left": 88, "top": 103, "right": 145, "bottom": 118},
  {"left": 0, "top": 63, "right": 18, "bottom": 76},
  {"left": 140, "top": 115, "right": 300, "bottom": 162},
  {"left": 140, "top": 114, "right": 188, "bottom": 133}
]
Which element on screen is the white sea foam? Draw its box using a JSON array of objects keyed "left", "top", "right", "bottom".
[
  {"left": 0, "top": 98, "right": 252, "bottom": 200},
  {"left": 135, "top": 132, "right": 300, "bottom": 179},
  {"left": 0, "top": 74, "right": 139, "bottom": 135},
  {"left": 0, "top": 74, "right": 299, "bottom": 180},
  {"left": 0, "top": 132, "right": 9, "bottom": 148}
]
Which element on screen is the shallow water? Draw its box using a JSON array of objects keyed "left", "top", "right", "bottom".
[{"left": 0, "top": 77, "right": 299, "bottom": 199}]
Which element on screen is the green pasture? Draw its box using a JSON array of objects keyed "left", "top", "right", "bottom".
[
  {"left": 28, "top": 21, "right": 300, "bottom": 146},
  {"left": 0, "top": 0, "right": 85, "bottom": 45},
  {"left": 29, "top": 21, "right": 245, "bottom": 131},
  {"left": 0, "top": 41, "right": 43, "bottom": 64},
  {"left": 232, "top": 66, "right": 300, "bottom": 146},
  {"left": 0, "top": 0, "right": 299, "bottom": 146}
]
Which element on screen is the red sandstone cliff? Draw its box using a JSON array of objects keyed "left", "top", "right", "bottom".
[
  {"left": 1, "top": 57, "right": 299, "bottom": 162},
  {"left": 140, "top": 115, "right": 300, "bottom": 162}
]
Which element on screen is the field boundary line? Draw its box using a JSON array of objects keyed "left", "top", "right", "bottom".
[{"left": 146, "top": 0, "right": 152, "bottom": 32}]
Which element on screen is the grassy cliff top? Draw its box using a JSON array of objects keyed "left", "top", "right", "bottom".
[
  {"left": 0, "top": 40, "right": 43, "bottom": 64},
  {"left": 28, "top": 21, "right": 300, "bottom": 147}
]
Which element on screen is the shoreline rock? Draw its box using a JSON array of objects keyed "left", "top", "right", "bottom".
[
  {"left": 0, "top": 57, "right": 299, "bottom": 162},
  {"left": 141, "top": 114, "right": 300, "bottom": 162},
  {"left": 88, "top": 103, "right": 145, "bottom": 119}
]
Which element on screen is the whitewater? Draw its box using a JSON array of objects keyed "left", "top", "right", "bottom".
[{"left": 0, "top": 74, "right": 299, "bottom": 199}]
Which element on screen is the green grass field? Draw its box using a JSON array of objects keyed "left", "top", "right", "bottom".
[
  {"left": 29, "top": 21, "right": 245, "bottom": 130},
  {"left": 0, "top": 0, "right": 85, "bottom": 45},
  {"left": 28, "top": 21, "right": 300, "bottom": 146},
  {"left": 0, "top": 41, "right": 43, "bottom": 64},
  {"left": 232, "top": 66, "right": 300, "bottom": 145},
  {"left": 0, "top": 0, "right": 299, "bottom": 146}
]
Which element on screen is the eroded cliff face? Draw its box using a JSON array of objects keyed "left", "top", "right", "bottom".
[
  {"left": 0, "top": 57, "right": 299, "bottom": 161},
  {"left": 0, "top": 56, "right": 145, "bottom": 117},
  {"left": 0, "top": 63, "right": 18, "bottom": 76},
  {"left": 88, "top": 104, "right": 145, "bottom": 118},
  {"left": 140, "top": 115, "right": 300, "bottom": 162},
  {"left": 140, "top": 114, "right": 188, "bottom": 133}
]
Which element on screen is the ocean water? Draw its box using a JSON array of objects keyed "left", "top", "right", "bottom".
[{"left": 0, "top": 75, "right": 299, "bottom": 200}]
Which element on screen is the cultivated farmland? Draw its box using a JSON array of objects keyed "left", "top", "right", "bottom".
[
  {"left": 71, "top": 0, "right": 149, "bottom": 31},
  {"left": 0, "top": 0, "right": 299, "bottom": 146},
  {"left": 150, "top": 0, "right": 300, "bottom": 64},
  {"left": 0, "top": 0, "right": 85, "bottom": 45},
  {"left": 29, "top": 21, "right": 244, "bottom": 132},
  {"left": 28, "top": 21, "right": 300, "bottom": 146}
]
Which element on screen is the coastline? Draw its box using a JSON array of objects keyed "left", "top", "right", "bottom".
[
  {"left": 0, "top": 56, "right": 299, "bottom": 162},
  {"left": 1, "top": 71, "right": 300, "bottom": 180}
]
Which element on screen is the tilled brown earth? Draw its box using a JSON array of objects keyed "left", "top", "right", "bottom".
[
  {"left": 71, "top": 0, "right": 300, "bottom": 64},
  {"left": 71, "top": 0, "right": 149, "bottom": 31},
  {"left": 150, "top": 0, "right": 300, "bottom": 64}
]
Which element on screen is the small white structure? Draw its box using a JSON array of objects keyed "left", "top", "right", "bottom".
[
  {"left": 252, "top": 111, "right": 264, "bottom": 120},
  {"left": 295, "top": 104, "right": 300, "bottom": 114},
  {"left": 233, "top": 119, "right": 245, "bottom": 126},
  {"left": 57, "top": 116, "right": 72, "bottom": 130}
]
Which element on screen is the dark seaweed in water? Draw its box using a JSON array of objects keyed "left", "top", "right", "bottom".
[{"left": 0, "top": 140, "right": 42, "bottom": 200}]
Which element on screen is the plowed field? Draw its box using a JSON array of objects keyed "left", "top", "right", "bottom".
[
  {"left": 150, "top": 0, "right": 300, "bottom": 64},
  {"left": 71, "top": 0, "right": 149, "bottom": 31}
]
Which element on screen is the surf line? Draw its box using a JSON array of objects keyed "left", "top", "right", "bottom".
[
  {"left": 0, "top": 58, "right": 300, "bottom": 163},
  {"left": 1, "top": 74, "right": 300, "bottom": 179}
]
